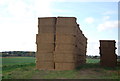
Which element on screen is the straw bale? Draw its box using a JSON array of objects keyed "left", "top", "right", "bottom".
[
  {"left": 36, "top": 52, "right": 54, "bottom": 62},
  {"left": 38, "top": 25, "right": 55, "bottom": 28},
  {"left": 38, "top": 17, "right": 56, "bottom": 25},
  {"left": 77, "top": 59, "right": 86, "bottom": 63},
  {"left": 100, "top": 54, "right": 117, "bottom": 67},
  {"left": 56, "top": 25, "right": 77, "bottom": 28},
  {"left": 77, "top": 49, "right": 86, "bottom": 55},
  {"left": 99, "top": 47, "right": 116, "bottom": 55},
  {"left": 56, "top": 27, "right": 77, "bottom": 35},
  {"left": 54, "top": 53, "right": 77, "bottom": 62},
  {"left": 38, "top": 26, "right": 55, "bottom": 33},
  {"left": 77, "top": 60, "right": 86, "bottom": 66},
  {"left": 56, "top": 17, "right": 77, "bottom": 26},
  {"left": 36, "top": 34, "right": 54, "bottom": 43},
  {"left": 55, "top": 34, "right": 77, "bottom": 44},
  {"left": 55, "top": 44, "right": 78, "bottom": 51},
  {"left": 100, "top": 53, "right": 117, "bottom": 58},
  {"left": 77, "top": 43, "right": 87, "bottom": 50},
  {"left": 36, "top": 61, "right": 54, "bottom": 70},
  {"left": 100, "top": 40, "right": 116, "bottom": 48},
  {"left": 55, "top": 62, "right": 76, "bottom": 70},
  {"left": 37, "top": 43, "right": 54, "bottom": 52},
  {"left": 54, "top": 51, "right": 79, "bottom": 54}
]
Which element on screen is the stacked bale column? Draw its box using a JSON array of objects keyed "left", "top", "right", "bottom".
[
  {"left": 99, "top": 40, "right": 117, "bottom": 67},
  {"left": 36, "top": 17, "right": 56, "bottom": 70},
  {"left": 54, "top": 17, "right": 87, "bottom": 70},
  {"left": 76, "top": 25, "right": 87, "bottom": 66}
]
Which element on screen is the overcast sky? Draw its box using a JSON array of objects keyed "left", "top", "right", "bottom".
[{"left": 0, "top": 0, "right": 119, "bottom": 56}]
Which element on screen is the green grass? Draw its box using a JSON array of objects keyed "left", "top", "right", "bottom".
[
  {"left": 2, "top": 57, "right": 120, "bottom": 79},
  {"left": 2, "top": 57, "right": 35, "bottom": 66},
  {"left": 86, "top": 58, "right": 100, "bottom": 63},
  {"left": 0, "top": 57, "right": 2, "bottom": 81},
  {"left": 2, "top": 57, "right": 36, "bottom": 79}
]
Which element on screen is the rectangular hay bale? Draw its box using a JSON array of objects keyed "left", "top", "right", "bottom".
[
  {"left": 99, "top": 48, "right": 116, "bottom": 55},
  {"left": 54, "top": 51, "right": 79, "bottom": 54},
  {"left": 54, "top": 53, "right": 77, "bottom": 62},
  {"left": 77, "top": 61, "right": 86, "bottom": 66},
  {"left": 55, "top": 44, "right": 78, "bottom": 51},
  {"left": 56, "top": 17, "right": 77, "bottom": 26},
  {"left": 100, "top": 55, "right": 117, "bottom": 67},
  {"left": 36, "top": 61, "right": 54, "bottom": 70},
  {"left": 38, "top": 17, "right": 56, "bottom": 25},
  {"left": 56, "top": 34, "right": 77, "bottom": 44},
  {"left": 100, "top": 40, "right": 116, "bottom": 48},
  {"left": 56, "top": 27, "right": 77, "bottom": 35},
  {"left": 55, "top": 62, "right": 76, "bottom": 70},
  {"left": 36, "top": 34, "right": 54, "bottom": 43},
  {"left": 36, "top": 52, "right": 54, "bottom": 62},
  {"left": 38, "top": 25, "right": 55, "bottom": 33},
  {"left": 37, "top": 43, "right": 54, "bottom": 52}
]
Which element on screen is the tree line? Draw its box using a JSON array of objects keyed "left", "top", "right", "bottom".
[{"left": 1, "top": 51, "right": 35, "bottom": 57}]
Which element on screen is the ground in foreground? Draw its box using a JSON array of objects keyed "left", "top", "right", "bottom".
[{"left": 2, "top": 57, "right": 120, "bottom": 79}]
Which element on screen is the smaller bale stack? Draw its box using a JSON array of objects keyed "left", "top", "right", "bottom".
[
  {"left": 36, "top": 17, "right": 56, "bottom": 70},
  {"left": 99, "top": 40, "right": 117, "bottom": 67}
]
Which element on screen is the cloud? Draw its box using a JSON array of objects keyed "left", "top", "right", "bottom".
[
  {"left": 0, "top": 0, "right": 57, "bottom": 51},
  {"left": 0, "top": 0, "right": 38, "bottom": 51},
  {"left": 85, "top": 17, "right": 95, "bottom": 24},
  {"left": 0, "top": 0, "right": 54, "bottom": 18},
  {"left": 0, "top": 19, "right": 37, "bottom": 51},
  {"left": 87, "top": 41, "right": 99, "bottom": 56},
  {"left": 34, "top": 0, "right": 54, "bottom": 17},
  {"left": 103, "top": 16, "right": 110, "bottom": 21},
  {"left": 53, "top": 0, "right": 119, "bottom": 2},
  {"left": 52, "top": 9, "right": 70, "bottom": 13},
  {"left": 97, "top": 20, "right": 118, "bottom": 31},
  {"left": 103, "top": 11, "right": 117, "bottom": 15}
]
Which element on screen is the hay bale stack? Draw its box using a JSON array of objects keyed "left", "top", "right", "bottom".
[
  {"left": 36, "top": 17, "right": 56, "bottom": 70},
  {"left": 99, "top": 40, "right": 117, "bottom": 67},
  {"left": 36, "top": 17, "right": 87, "bottom": 70},
  {"left": 54, "top": 17, "right": 87, "bottom": 70}
]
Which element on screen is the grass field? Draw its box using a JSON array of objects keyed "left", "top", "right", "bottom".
[
  {"left": 2, "top": 57, "right": 35, "bottom": 65},
  {"left": 2, "top": 57, "right": 120, "bottom": 79}
]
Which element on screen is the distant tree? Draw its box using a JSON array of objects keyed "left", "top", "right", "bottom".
[
  {"left": 93, "top": 56, "right": 99, "bottom": 59},
  {"left": 2, "top": 51, "right": 35, "bottom": 57}
]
